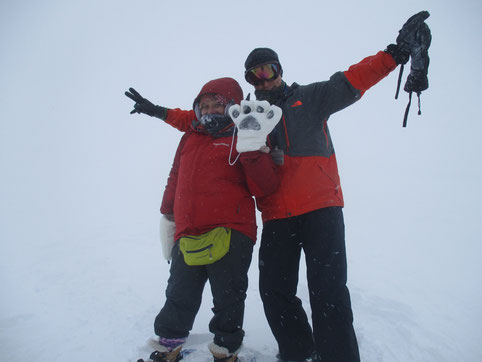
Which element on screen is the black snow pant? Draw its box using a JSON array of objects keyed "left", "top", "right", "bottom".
[
  {"left": 259, "top": 207, "right": 360, "bottom": 362},
  {"left": 154, "top": 229, "right": 253, "bottom": 353}
]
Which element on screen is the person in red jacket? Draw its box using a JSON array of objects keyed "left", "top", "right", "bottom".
[{"left": 126, "top": 78, "right": 281, "bottom": 362}]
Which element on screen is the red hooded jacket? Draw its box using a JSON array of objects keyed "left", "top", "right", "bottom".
[{"left": 160, "top": 78, "right": 279, "bottom": 241}]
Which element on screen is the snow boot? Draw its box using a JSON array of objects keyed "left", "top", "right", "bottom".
[
  {"left": 137, "top": 337, "right": 186, "bottom": 362},
  {"left": 137, "top": 347, "right": 182, "bottom": 362},
  {"left": 208, "top": 342, "right": 240, "bottom": 362}
]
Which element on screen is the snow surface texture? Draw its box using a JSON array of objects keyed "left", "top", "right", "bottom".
[{"left": 1, "top": 0, "right": 482, "bottom": 361}]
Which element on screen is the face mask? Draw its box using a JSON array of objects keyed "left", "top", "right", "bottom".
[
  {"left": 254, "top": 82, "right": 285, "bottom": 104},
  {"left": 198, "top": 113, "right": 233, "bottom": 136}
]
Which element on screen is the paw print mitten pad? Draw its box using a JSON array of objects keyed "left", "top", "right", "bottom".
[{"left": 229, "top": 100, "right": 282, "bottom": 153}]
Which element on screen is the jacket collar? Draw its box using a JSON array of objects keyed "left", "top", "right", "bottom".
[{"left": 254, "top": 81, "right": 299, "bottom": 105}]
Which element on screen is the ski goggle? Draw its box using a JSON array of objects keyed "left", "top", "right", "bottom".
[{"left": 245, "top": 63, "right": 281, "bottom": 85}]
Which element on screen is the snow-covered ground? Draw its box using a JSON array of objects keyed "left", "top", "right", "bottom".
[
  {"left": 1, "top": 210, "right": 480, "bottom": 361},
  {"left": 1, "top": 0, "right": 481, "bottom": 361}
]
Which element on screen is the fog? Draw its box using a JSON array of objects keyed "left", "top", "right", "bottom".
[{"left": 1, "top": 0, "right": 481, "bottom": 360}]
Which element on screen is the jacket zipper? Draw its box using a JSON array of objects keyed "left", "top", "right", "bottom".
[
  {"left": 185, "top": 243, "right": 214, "bottom": 258},
  {"left": 281, "top": 115, "right": 290, "bottom": 152}
]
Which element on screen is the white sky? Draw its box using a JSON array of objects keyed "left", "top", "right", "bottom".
[{"left": 1, "top": 0, "right": 481, "bottom": 359}]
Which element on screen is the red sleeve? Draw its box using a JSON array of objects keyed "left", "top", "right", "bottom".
[
  {"left": 344, "top": 51, "right": 397, "bottom": 96},
  {"left": 165, "top": 108, "right": 196, "bottom": 132},
  {"left": 239, "top": 151, "right": 280, "bottom": 198},
  {"left": 160, "top": 133, "right": 189, "bottom": 214}
]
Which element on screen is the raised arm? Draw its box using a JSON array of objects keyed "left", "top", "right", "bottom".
[
  {"left": 308, "top": 11, "right": 430, "bottom": 117},
  {"left": 343, "top": 51, "right": 397, "bottom": 96},
  {"left": 347, "top": 11, "right": 431, "bottom": 95},
  {"left": 125, "top": 87, "right": 194, "bottom": 132}
]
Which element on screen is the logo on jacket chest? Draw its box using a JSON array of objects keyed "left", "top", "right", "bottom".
[{"left": 212, "top": 142, "right": 230, "bottom": 148}]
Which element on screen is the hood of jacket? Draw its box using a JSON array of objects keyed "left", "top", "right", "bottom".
[
  {"left": 192, "top": 77, "right": 244, "bottom": 111},
  {"left": 191, "top": 77, "right": 244, "bottom": 137}
]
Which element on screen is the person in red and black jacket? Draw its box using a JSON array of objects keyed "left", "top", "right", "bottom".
[
  {"left": 126, "top": 78, "right": 280, "bottom": 362},
  {"left": 238, "top": 14, "right": 429, "bottom": 362}
]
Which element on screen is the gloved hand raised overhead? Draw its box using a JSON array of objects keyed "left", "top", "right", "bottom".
[
  {"left": 125, "top": 87, "right": 168, "bottom": 120},
  {"left": 229, "top": 100, "right": 282, "bottom": 153},
  {"left": 385, "top": 11, "right": 429, "bottom": 66},
  {"left": 396, "top": 11, "right": 430, "bottom": 54},
  {"left": 403, "top": 21, "right": 431, "bottom": 94},
  {"left": 390, "top": 11, "right": 432, "bottom": 127},
  {"left": 396, "top": 10, "right": 432, "bottom": 94}
]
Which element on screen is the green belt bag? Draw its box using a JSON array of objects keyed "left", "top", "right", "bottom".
[{"left": 179, "top": 227, "right": 231, "bottom": 266}]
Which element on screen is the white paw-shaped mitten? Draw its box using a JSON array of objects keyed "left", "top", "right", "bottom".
[
  {"left": 229, "top": 100, "right": 282, "bottom": 153},
  {"left": 159, "top": 214, "right": 175, "bottom": 261}
]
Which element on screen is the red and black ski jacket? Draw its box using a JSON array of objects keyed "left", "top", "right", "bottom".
[{"left": 256, "top": 51, "right": 397, "bottom": 221}]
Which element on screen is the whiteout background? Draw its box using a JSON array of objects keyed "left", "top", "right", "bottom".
[{"left": 1, "top": 0, "right": 481, "bottom": 361}]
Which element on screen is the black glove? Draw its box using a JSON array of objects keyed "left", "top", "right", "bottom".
[
  {"left": 396, "top": 11, "right": 430, "bottom": 53},
  {"left": 385, "top": 43, "right": 409, "bottom": 65},
  {"left": 124, "top": 88, "right": 168, "bottom": 120},
  {"left": 404, "top": 22, "right": 431, "bottom": 93},
  {"left": 391, "top": 11, "right": 432, "bottom": 127},
  {"left": 385, "top": 11, "right": 430, "bottom": 65}
]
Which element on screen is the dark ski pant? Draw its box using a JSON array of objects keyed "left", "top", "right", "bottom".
[
  {"left": 154, "top": 230, "right": 254, "bottom": 353},
  {"left": 259, "top": 207, "right": 360, "bottom": 362}
]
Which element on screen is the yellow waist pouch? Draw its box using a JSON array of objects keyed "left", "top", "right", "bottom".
[{"left": 179, "top": 227, "right": 231, "bottom": 266}]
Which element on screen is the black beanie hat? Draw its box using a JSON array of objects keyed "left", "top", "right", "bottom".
[{"left": 244, "top": 48, "right": 282, "bottom": 72}]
